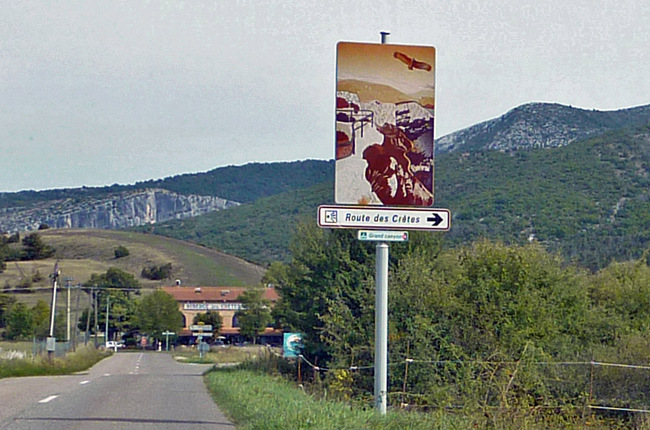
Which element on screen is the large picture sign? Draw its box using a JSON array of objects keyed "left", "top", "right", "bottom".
[{"left": 335, "top": 42, "right": 436, "bottom": 207}]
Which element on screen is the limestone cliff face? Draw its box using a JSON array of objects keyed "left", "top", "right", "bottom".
[{"left": 0, "top": 189, "right": 238, "bottom": 233}]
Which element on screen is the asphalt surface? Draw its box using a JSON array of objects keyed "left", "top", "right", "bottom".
[{"left": 0, "top": 352, "right": 235, "bottom": 429}]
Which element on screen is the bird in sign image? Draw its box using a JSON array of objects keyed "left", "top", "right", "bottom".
[{"left": 393, "top": 51, "right": 432, "bottom": 72}]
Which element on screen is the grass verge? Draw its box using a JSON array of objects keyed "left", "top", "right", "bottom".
[
  {"left": 173, "top": 345, "right": 269, "bottom": 364},
  {"left": 0, "top": 345, "right": 109, "bottom": 379},
  {"left": 204, "top": 367, "right": 469, "bottom": 430},
  {"left": 203, "top": 353, "right": 621, "bottom": 430}
]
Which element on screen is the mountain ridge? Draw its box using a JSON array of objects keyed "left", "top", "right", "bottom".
[
  {"left": 1, "top": 102, "right": 649, "bottom": 272},
  {"left": 436, "top": 102, "right": 650, "bottom": 154}
]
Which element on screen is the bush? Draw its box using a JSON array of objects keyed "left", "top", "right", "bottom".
[
  {"left": 114, "top": 245, "right": 130, "bottom": 259},
  {"left": 141, "top": 263, "right": 173, "bottom": 280}
]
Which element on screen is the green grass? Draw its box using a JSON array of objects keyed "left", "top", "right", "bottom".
[
  {"left": 203, "top": 353, "right": 627, "bottom": 430},
  {"left": 0, "top": 345, "right": 109, "bottom": 379},
  {"left": 204, "top": 367, "right": 468, "bottom": 430},
  {"left": 173, "top": 345, "right": 268, "bottom": 364}
]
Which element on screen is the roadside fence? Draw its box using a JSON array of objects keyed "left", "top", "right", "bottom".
[{"left": 290, "top": 353, "right": 650, "bottom": 416}]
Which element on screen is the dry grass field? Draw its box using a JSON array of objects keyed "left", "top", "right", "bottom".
[{"left": 1, "top": 228, "right": 266, "bottom": 306}]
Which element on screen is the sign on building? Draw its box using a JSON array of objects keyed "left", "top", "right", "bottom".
[{"left": 335, "top": 42, "right": 436, "bottom": 207}]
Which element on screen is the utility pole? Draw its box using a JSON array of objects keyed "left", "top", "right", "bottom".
[
  {"left": 64, "top": 277, "right": 74, "bottom": 343},
  {"left": 94, "top": 289, "right": 99, "bottom": 347},
  {"left": 105, "top": 295, "right": 110, "bottom": 344},
  {"left": 73, "top": 283, "right": 81, "bottom": 351},
  {"left": 47, "top": 262, "right": 61, "bottom": 358},
  {"left": 85, "top": 286, "right": 93, "bottom": 346}
]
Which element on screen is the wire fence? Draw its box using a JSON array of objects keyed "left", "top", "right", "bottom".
[{"left": 285, "top": 351, "right": 650, "bottom": 416}]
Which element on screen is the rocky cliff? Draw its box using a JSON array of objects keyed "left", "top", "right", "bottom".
[
  {"left": 0, "top": 189, "right": 238, "bottom": 233},
  {"left": 436, "top": 103, "right": 650, "bottom": 154}
]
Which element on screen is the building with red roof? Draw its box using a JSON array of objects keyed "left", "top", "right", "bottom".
[{"left": 160, "top": 285, "right": 280, "bottom": 342}]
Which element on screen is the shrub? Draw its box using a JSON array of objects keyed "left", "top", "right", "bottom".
[
  {"left": 141, "top": 263, "right": 173, "bottom": 280},
  {"left": 114, "top": 245, "right": 130, "bottom": 259}
]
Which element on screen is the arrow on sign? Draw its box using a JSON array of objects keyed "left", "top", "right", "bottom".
[{"left": 427, "top": 213, "right": 443, "bottom": 226}]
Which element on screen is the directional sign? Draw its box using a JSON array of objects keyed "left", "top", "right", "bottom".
[
  {"left": 358, "top": 230, "right": 409, "bottom": 242},
  {"left": 318, "top": 205, "right": 450, "bottom": 231},
  {"left": 190, "top": 325, "right": 212, "bottom": 331}
]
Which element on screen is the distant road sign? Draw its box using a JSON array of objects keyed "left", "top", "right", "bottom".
[
  {"left": 190, "top": 325, "right": 212, "bottom": 331},
  {"left": 358, "top": 230, "right": 409, "bottom": 242},
  {"left": 318, "top": 205, "right": 450, "bottom": 231}
]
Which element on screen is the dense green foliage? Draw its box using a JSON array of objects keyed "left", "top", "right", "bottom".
[
  {"left": 0, "top": 294, "right": 16, "bottom": 327},
  {"left": 135, "top": 181, "right": 334, "bottom": 264},
  {"left": 205, "top": 366, "right": 465, "bottom": 430},
  {"left": 0, "top": 160, "right": 333, "bottom": 209},
  {"left": 235, "top": 288, "right": 272, "bottom": 344},
  {"left": 193, "top": 311, "right": 224, "bottom": 336},
  {"left": 134, "top": 290, "right": 184, "bottom": 339},
  {"left": 0, "top": 232, "right": 55, "bottom": 264},
  {"left": 269, "top": 222, "right": 650, "bottom": 416},
  {"left": 81, "top": 268, "right": 141, "bottom": 339},
  {"left": 436, "top": 124, "right": 650, "bottom": 270},
  {"left": 113, "top": 245, "right": 130, "bottom": 259},
  {"left": 135, "top": 123, "right": 650, "bottom": 271},
  {"left": 141, "top": 262, "right": 173, "bottom": 280},
  {"left": 21, "top": 233, "right": 55, "bottom": 260},
  {"left": 133, "top": 159, "right": 333, "bottom": 203},
  {"left": 2, "top": 299, "right": 66, "bottom": 340}
]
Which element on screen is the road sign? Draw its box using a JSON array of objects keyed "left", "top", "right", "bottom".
[
  {"left": 318, "top": 205, "right": 450, "bottom": 231},
  {"left": 335, "top": 41, "right": 436, "bottom": 207},
  {"left": 358, "top": 230, "right": 409, "bottom": 242},
  {"left": 190, "top": 325, "right": 212, "bottom": 331},
  {"left": 283, "top": 333, "right": 303, "bottom": 358}
]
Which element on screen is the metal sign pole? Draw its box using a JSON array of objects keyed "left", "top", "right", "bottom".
[
  {"left": 374, "top": 30, "right": 391, "bottom": 417},
  {"left": 375, "top": 242, "right": 389, "bottom": 414}
]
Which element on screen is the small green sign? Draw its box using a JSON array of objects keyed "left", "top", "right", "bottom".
[{"left": 358, "top": 230, "right": 409, "bottom": 242}]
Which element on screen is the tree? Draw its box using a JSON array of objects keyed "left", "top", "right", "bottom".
[
  {"left": 31, "top": 299, "right": 51, "bottom": 339},
  {"left": 193, "top": 311, "right": 223, "bottom": 337},
  {"left": 84, "top": 268, "right": 141, "bottom": 339},
  {"left": 5, "top": 302, "right": 33, "bottom": 340},
  {"left": 271, "top": 222, "right": 375, "bottom": 362},
  {"left": 236, "top": 288, "right": 273, "bottom": 344},
  {"left": 0, "top": 294, "right": 17, "bottom": 328},
  {"left": 134, "top": 290, "right": 183, "bottom": 339},
  {"left": 21, "top": 233, "right": 55, "bottom": 260}
]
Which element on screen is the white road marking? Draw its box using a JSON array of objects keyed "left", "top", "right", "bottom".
[
  {"left": 80, "top": 380, "right": 90, "bottom": 385},
  {"left": 39, "top": 395, "right": 58, "bottom": 403}
]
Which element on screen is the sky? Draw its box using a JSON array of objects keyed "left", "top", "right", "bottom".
[{"left": 1, "top": 0, "right": 648, "bottom": 192}]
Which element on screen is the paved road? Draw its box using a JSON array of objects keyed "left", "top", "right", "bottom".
[{"left": 0, "top": 352, "right": 235, "bottom": 429}]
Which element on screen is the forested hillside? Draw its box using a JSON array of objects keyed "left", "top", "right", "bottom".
[
  {"left": 437, "top": 123, "right": 650, "bottom": 270},
  {"left": 140, "top": 122, "right": 650, "bottom": 271},
  {"left": 0, "top": 160, "right": 333, "bottom": 209},
  {"left": 133, "top": 182, "right": 334, "bottom": 264},
  {"left": 133, "top": 159, "right": 334, "bottom": 203},
  {"left": 2, "top": 102, "right": 648, "bottom": 272}
]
